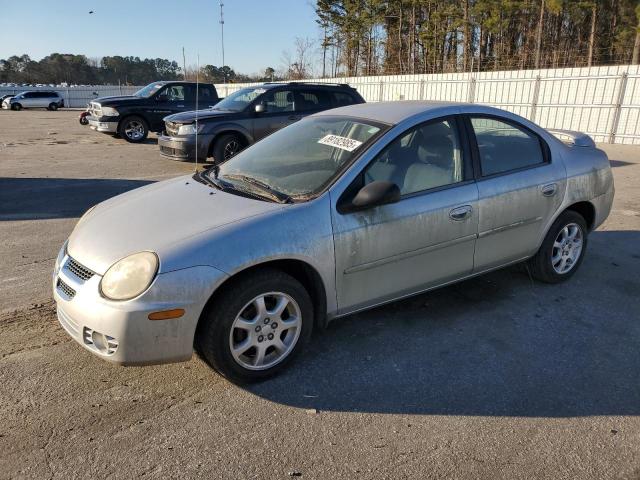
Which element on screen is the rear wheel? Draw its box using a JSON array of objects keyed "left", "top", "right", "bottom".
[
  {"left": 12, "top": 103, "right": 22, "bottom": 111},
  {"left": 528, "top": 210, "right": 588, "bottom": 283},
  {"left": 213, "top": 134, "right": 244, "bottom": 163},
  {"left": 196, "top": 269, "right": 313, "bottom": 383},
  {"left": 118, "top": 116, "right": 148, "bottom": 143},
  {"left": 48, "top": 103, "right": 58, "bottom": 111}
]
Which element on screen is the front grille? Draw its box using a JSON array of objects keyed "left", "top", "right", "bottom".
[
  {"left": 165, "top": 121, "right": 179, "bottom": 137},
  {"left": 57, "top": 278, "right": 76, "bottom": 299},
  {"left": 67, "top": 257, "right": 94, "bottom": 281}
]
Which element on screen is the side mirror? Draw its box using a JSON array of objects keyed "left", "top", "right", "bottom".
[
  {"left": 157, "top": 94, "right": 168, "bottom": 103},
  {"left": 346, "top": 181, "right": 401, "bottom": 212},
  {"left": 254, "top": 103, "right": 266, "bottom": 113}
]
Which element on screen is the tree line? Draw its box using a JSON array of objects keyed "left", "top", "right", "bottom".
[
  {"left": 316, "top": 0, "right": 640, "bottom": 77},
  {"left": 0, "top": 53, "right": 280, "bottom": 85}
]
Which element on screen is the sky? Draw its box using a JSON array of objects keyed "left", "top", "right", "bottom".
[{"left": 0, "top": 0, "right": 320, "bottom": 75}]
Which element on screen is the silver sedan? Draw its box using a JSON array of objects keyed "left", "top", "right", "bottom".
[{"left": 53, "top": 101, "right": 614, "bottom": 383}]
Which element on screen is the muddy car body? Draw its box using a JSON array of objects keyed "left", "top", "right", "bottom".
[{"left": 53, "top": 101, "right": 614, "bottom": 382}]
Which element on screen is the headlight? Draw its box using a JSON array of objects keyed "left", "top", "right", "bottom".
[
  {"left": 54, "top": 241, "right": 68, "bottom": 275},
  {"left": 177, "top": 123, "right": 204, "bottom": 135},
  {"left": 100, "top": 106, "right": 119, "bottom": 117},
  {"left": 100, "top": 252, "right": 158, "bottom": 301}
]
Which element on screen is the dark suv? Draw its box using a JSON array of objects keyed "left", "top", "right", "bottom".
[
  {"left": 87, "top": 81, "right": 220, "bottom": 143},
  {"left": 158, "top": 82, "right": 365, "bottom": 162}
]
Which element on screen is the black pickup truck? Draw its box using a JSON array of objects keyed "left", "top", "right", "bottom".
[{"left": 87, "top": 81, "right": 220, "bottom": 143}]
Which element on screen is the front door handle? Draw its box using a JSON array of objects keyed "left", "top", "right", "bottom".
[
  {"left": 288, "top": 115, "right": 301, "bottom": 121},
  {"left": 541, "top": 183, "right": 558, "bottom": 197},
  {"left": 449, "top": 205, "right": 473, "bottom": 221}
]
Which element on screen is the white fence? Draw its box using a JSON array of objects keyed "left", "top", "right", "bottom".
[
  {"left": 0, "top": 85, "right": 140, "bottom": 108},
  {"left": 215, "top": 64, "right": 640, "bottom": 145},
  {"left": 2, "top": 65, "right": 638, "bottom": 144}
]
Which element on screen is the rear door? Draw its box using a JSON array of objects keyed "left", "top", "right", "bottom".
[
  {"left": 252, "top": 88, "right": 297, "bottom": 140},
  {"left": 466, "top": 115, "right": 566, "bottom": 271}
]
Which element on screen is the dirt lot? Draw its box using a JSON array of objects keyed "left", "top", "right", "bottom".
[{"left": 1, "top": 110, "right": 639, "bottom": 479}]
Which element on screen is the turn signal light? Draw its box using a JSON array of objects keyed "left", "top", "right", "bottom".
[{"left": 148, "top": 309, "right": 185, "bottom": 320}]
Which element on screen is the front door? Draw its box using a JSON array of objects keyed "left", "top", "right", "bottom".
[
  {"left": 252, "top": 89, "right": 297, "bottom": 141},
  {"left": 332, "top": 117, "right": 479, "bottom": 314},
  {"left": 466, "top": 116, "right": 566, "bottom": 271}
]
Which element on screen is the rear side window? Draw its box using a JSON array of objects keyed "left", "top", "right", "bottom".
[
  {"left": 332, "top": 91, "right": 356, "bottom": 107},
  {"left": 470, "top": 117, "right": 546, "bottom": 176},
  {"left": 296, "top": 90, "right": 331, "bottom": 111}
]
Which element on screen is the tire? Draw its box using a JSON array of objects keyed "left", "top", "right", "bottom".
[
  {"left": 118, "top": 115, "right": 148, "bottom": 143},
  {"left": 213, "top": 133, "right": 245, "bottom": 163},
  {"left": 12, "top": 103, "right": 22, "bottom": 111},
  {"left": 196, "top": 269, "right": 314, "bottom": 383},
  {"left": 48, "top": 103, "right": 58, "bottom": 111},
  {"left": 528, "top": 210, "right": 588, "bottom": 283},
  {"left": 79, "top": 116, "right": 89, "bottom": 126}
]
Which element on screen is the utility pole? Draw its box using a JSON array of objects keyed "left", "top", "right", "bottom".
[
  {"left": 182, "top": 47, "right": 187, "bottom": 80},
  {"left": 219, "top": 2, "right": 226, "bottom": 83}
]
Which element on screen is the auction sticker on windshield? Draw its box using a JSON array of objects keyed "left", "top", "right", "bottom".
[{"left": 318, "top": 134, "right": 363, "bottom": 152}]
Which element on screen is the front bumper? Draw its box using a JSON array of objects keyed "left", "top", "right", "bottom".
[
  {"left": 88, "top": 116, "right": 118, "bottom": 133},
  {"left": 158, "top": 134, "right": 212, "bottom": 161},
  {"left": 53, "top": 252, "right": 228, "bottom": 365}
]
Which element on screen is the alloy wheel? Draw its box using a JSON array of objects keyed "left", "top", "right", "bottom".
[
  {"left": 229, "top": 292, "right": 302, "bottom": 370},
  {"left": 551, "top": 222, "right": 584, "bottom": 274},
  {"left": 124, "top": 120, "right": 145, "bottom": 141},
  {"left": 223, "top": 139, "right": 241, "bottom": 159}
]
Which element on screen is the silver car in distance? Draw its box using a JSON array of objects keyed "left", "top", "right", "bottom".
[{"left": 53, "top": 101, "right": 614, "bottom": 383}]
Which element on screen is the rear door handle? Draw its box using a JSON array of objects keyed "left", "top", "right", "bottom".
[
  {"left": 288, "top": 115, "right": 301, "bottom": 121},
  {"left": 449, "top": 205, "right": 473, "bottom": 221},
  {"left": 541, "top": 183, "right": 558, "bottom": 197}
]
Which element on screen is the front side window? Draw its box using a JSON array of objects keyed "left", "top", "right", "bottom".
[
  {"left": 262, "top": 90, "right": 294, "bottom": 113},
  {"left": 364, "top": 119, "right": 464, "bottom": 196},
  {"left": 208, "top": 117, "right": 384, "bottom": 199},
  {"left": 470, "top": 117, "right": 545, "bottom": 176},
  {"left": 165, "top": 85, "right": 185, "bottom": 102}
]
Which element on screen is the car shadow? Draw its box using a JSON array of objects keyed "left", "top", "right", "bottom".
[
  {"left": 0, "top": 177, "right": 153, "bottom": 220},
  {"left": 248, "top": 230, "right": 640, "bottom": 417},
  {"left": 609, "top": 160, "right": 634, "bottom": 168}
]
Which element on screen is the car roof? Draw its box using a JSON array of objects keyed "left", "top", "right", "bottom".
[{"left": 312, "top": 100, "right": 507, "bottom": 125}]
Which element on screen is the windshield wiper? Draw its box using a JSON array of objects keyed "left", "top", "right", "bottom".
[{"left": 221, "top": 174, "right": 292, "bottom": 204}]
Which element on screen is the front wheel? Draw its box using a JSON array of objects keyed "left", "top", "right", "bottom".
[
  {"left": 118, "top": 116, "right": 148, "bottom": 143},
  {"left": 12, "top": 103, "right": 22, "bottom": 111},
  {"left": 528, "top": 210, "right": 588, "bottom": 283},
  {"left": 196, "top": 269, "right": 313, "bottom": 383},
  {"left": 213, "top": 133, "right": 244, "bottom": 163}
]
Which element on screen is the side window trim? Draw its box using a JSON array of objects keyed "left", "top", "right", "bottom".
[{"left": 463, "top": 114, "right": 551, "bottom": 180}]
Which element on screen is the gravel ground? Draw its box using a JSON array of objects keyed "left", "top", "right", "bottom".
[{"left": 0, "top": 110, "right": 639, "bottom": 480}]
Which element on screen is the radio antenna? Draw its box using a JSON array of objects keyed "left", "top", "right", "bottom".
[{"left": 194, "top": 53, "right": 200, "bottom": 173}]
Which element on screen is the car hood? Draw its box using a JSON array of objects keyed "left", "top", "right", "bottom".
[
  {"left": 165, "top": 108, "right": 236, "bottom": 124},
  {"left": 94, "top": 95, "right": 144, "bottom": 106},
  {"left": 67, "top": 175, "right": 283, "bottom": 275}
]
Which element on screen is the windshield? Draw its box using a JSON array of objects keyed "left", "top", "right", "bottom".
[
  {"left": 212, "top": 87, "right": 267, "bottom": 112},
  {"left": 134, "top": 83, "right": 164, "bottom": 98},
  {"left": 207, "top": 116, "right": 385, "bottom": 199}
]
